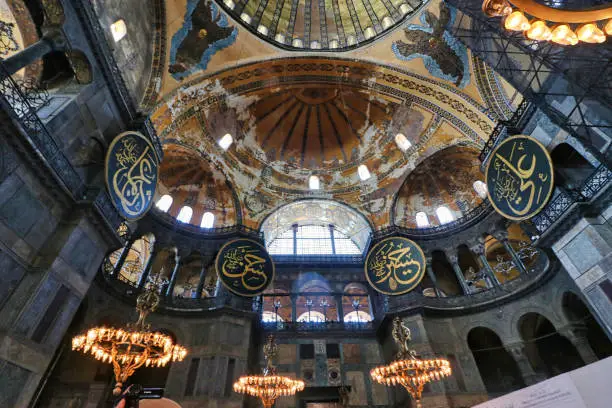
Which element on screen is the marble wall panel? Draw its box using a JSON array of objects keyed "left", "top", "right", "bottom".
[
  {"left": 346, "top": 371, "right": 368, "bottom": 406},
  {"left": 0, "top": 358, "right": 31, "bottom": 407},
  {"left": 342, "top": 343, "right": 361, "bottom": 364}
]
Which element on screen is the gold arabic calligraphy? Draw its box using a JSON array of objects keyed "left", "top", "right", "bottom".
[
  {"left": 221, "top": 245, "right": 269, "bottom": 291},
  {"left": 111, "top": 137, "right": 157, "bottom": 217},
  {"left": 490, "top": 138, "right": 552, "bottom": 218},
  {"left": 369, "top": 240, "right": 422, "bottom": 292}
]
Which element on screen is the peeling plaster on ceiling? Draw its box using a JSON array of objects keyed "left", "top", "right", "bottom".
[
  {"left": 156, "top": 143, "right": 239, "bottom": 227},
  {"left": 393, "top": 145, "right": 484, "bottom": 228},
  {"left": 151, "top": 57, "right": 493, "bottom": 229}
]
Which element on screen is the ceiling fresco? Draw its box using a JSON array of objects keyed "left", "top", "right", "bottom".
[
  {"left": 393, "top": 145, "right": 484, "bottom": 228},
  {"left": 157, "top": 143, "right": 240, "bottom": 227},
  {"left": 150, "top": 57, "right": 492, "bottom": 229}
]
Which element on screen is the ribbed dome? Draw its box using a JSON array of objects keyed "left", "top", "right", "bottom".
[{"left": 217, "top": 0, "right": 425, "bottom": 50}]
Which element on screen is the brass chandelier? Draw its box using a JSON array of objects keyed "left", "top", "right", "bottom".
[
  {"left": 370, "top": 317, "right": 452, "bottom": 408},
  {"left": 72, "top": 274, "right": 187, "bottom": 395},
  {"left": 482, "top": 0, "right": 612, "bottom": 45},
  {"left": 233, "top": 335, "right": 305, "bottom": 408}
]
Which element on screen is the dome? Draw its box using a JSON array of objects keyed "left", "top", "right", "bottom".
[
  {"left": 393, "top": 145, "right": 485, "bottom": 227},
  {"left": 216, "top": 0, "right": 426, "bottom": 51},
  {"left": 155, "top": 143, "right": 239, "bottom": 227}
]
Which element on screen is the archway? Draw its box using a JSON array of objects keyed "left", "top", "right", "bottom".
[
  {"left": 562, "top": 292, "right": 612, "bottom": 360},
  {"left": 519, "top": 313, "right": 584, "bottom": 377},
  {"left": 551, "top": 143, "right": 596, "bottom": 190},
  {"left": 467, "top": 327, "right": 525, "bottom": 393},
  {"left": 431, "top": 251, "right": 462, "bottom": 296}
]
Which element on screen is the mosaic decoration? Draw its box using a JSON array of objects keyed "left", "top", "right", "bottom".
[
  {"left": 392, "top": 1, "right": 470, "bottom": 88},
  {"left": 105, "top": 132, "right": 159, "bottom": 220},
  {"left": 393, "top": 146, "right": 484, "bottom": 228},
  {"left": 151, "top": 57, "right": 492, "bottom": 229},
  {"left": 215, "top": 238, "right": 274, "bottom": 296},
  {"left": 169, "top": 0, "right": 237, "bottom": 80},
  {"left": 215, "top": 0, "right": 424, "bottom": 50},
  {"left": 485, "top": 135, "right": 554, "bottom": 221},
  {"left": 365, "top": 237, "right": 426, "bottom": 295}
]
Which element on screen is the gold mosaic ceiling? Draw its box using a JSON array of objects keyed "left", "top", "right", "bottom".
[
  {"left": 152, "top": 57, "right": 493, "bottom": 229},
  {"left": 218, "top": 0, "right": 425, "bottom": 50}
]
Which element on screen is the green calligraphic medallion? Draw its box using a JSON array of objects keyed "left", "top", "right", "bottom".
[
  {"left": 105, "top": 131, "right": 159, "bottom": 220},
  {"left": 215, "top": 238, "right": 275, "bottom": 297},
  {"left": 365, "top": 237, "right": 426, "bottom": 295},
  {"left": 485, "top": 135, "right": 554, "bottom": 221}
]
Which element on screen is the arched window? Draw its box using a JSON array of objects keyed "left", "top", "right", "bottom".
[
  {"left": 344, "top": 311, "right": 372, "bottom": 323},
  {"left": 358, "top": 164, "right": 371, "bottom": 181},
  {"left": 297, "top": 311, "right": 326, "bottom": 323},
  {"left": 309, "top": 175, "right": 320, "bottom": 190},
  {"left": 176, "top": 206, "right": 193, "bottom": 223},
  {"left": 218, "top": 133, "right": 233, "bottom": 150},
  {"left": 200, "top": 212, "right": 215, "bottom": 228},
  {"left": 473, "top": 180, "right": 488, "bottom": 199},
  {"left": 261, "top": 311, "right": 284, "bottom": 322},
  {"left": 262, "top": 200, "right": 371, "bottom": 255},
  {"left": 436, "top": 206, "right": 454, "bottom": 224},
  {"left": 415, "top": 212, "right": 430, "bottom": 228},
  {"left": 155, "top": 195, "right": 173, "bottom": 212},
  {"left": 395, "top": 133, "right": 412, "bottom": 151},
  {"left": 110, "top": 19, "right": 127, "bottom": 42}
]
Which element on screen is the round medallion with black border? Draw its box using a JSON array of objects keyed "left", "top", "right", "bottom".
[
  {"left": 365, "top": 236, "right": 426, "bottom": 295},
  {"left": 485, "top": 135, "right": 554, "bottom": 221},
  {"left": 215, "top": 238, "right": 275, "bottom": 297},
  {"left": 105, "top": 131, "right": 159, "bottom": 220}
]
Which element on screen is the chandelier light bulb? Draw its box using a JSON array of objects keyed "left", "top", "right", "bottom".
[
  {"left": 576, "top": 23, "right": 606, "bottom": 44},
  {"left": 606, "top": 20, "right": 612, "bottom": 36},
  {"left": 504, "top": 11, "right": 531, "bottom": 32},
  {"left": 551, "top": 24, "right": 579, "bottom": 45},
  {"left": 526, "top": 20, "right": 552, "bottom": 41}
]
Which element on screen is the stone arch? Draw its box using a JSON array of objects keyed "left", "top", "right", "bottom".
[
  {"left": 467, "top": 327, "right": 525, "bottom": 393},
  {"left": 343, "top": 282, "right": 372, "bottom": 321},
  {"left": 518, "top": 312, "right": 584, "bottom": 378},
  {"left": 550, "top": 143, "right": 597, "bottom": 190},
  {"left": 562, "top": 291, "right": 612, "bottom": 360}
]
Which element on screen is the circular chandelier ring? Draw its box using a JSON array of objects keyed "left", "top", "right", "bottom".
[{"left": 508, "top": 0, "right": 612, "bottom": 23}]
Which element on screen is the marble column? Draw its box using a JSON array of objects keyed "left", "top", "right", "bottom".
[
  {"left": 165, "top": 255, "right": 182, "bottom": 297},
  {"left": 471, "top": 243, "right": 501, "bottom": 287},
  {"left": 505, "top": 344, "right": 541, "bottom": 386},
  {"left": 195, "top": 260, "right": 208, "bottom": 299},
  {"left": 1, "top": 33, "right": 63, "bottom": 77},
  {"left": 291, "top": 294, "right": 298, "bottom": 322},
  {"left": 561, "top": 326, "right": 598, "bottom": 365},
  {"left": 494, "top": 231, "right": 528, "bottom": 275},
  {"left": 137, "top": 244, "right": 159, "bottom": 289},
  {"left": 111, "top": 238, "right": 135, "bottom": 279},
  {"left": 425, "top": 256, "right": 442, "bottom": 297},
  {"left": 446, "top": 252, "right": 470, "bottom": 295},
  {"left": 335, "top": 294, "right": 344, "bottom": 322}
]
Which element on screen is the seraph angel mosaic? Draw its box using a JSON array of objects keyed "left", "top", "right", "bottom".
[
  {"left": 169, "top": 0, "right": 238, "bottom": 80},
  {"left": 392, "top": 1, "right": 470, "bottom": 88}
]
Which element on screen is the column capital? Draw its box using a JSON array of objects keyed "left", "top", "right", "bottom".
[
  {"left": 470, "top": 243, "right": 486, "bottom": 256},
  {"left": 492, "top": 230, "right": 509, "bottom": 242},
  {"left": 446, "top": 252, "right": 459, "bottom": 263}
]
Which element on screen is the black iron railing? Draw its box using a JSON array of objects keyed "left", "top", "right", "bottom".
[
  {"left": 260, "top": 320, "right": 375, "bottom": 332},
  {"left": 479, "top": 99, "right": 535, "bottom": 166},
  {"left": 531, "top": 164, "right": 611, "bottom": 234},
  {"left": 385, "top": 249, "right": 550, "bottom": 313}
]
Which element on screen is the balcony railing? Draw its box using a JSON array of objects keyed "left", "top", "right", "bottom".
[
  {"left": 385, "top": 249, "right": 551, "bottom": 313},
  {"left": 531, "top": 164, "right": 612, "bottom": 235},
  {"left": 260, "top": 320, "right": 375, "bottom": 332},
  {"left": 0, "top": 65, "right": 126, "bottom": 240}
]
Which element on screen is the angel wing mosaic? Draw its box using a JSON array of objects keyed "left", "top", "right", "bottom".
[{"left": 392, "top": 1, "right": 470, "bottom": 88}]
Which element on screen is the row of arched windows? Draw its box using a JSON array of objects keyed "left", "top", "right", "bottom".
[{"left": 155, "top": 195, "right": 215, "bottom": 228}]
